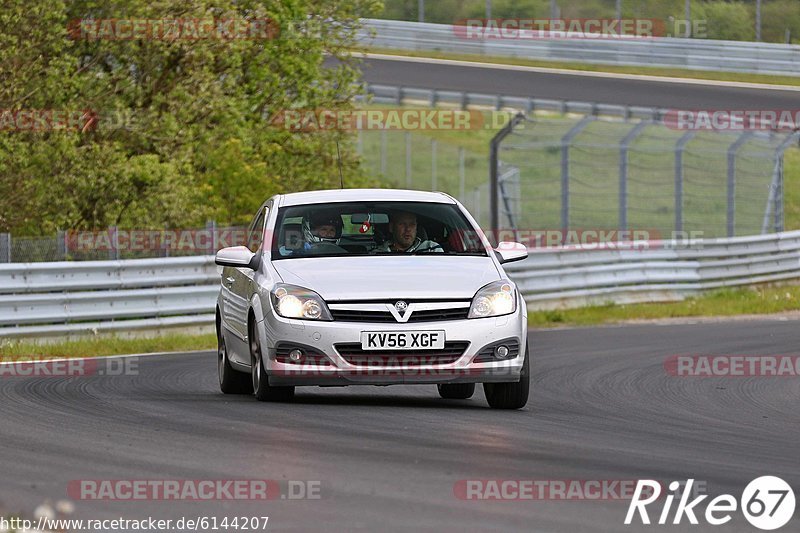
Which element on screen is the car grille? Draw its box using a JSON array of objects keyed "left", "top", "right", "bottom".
[
  {"left": 329, "top": 307, "right": 469, "bottom": 323},
  {"left": 335, "top": 341, "right": 470, "bottom": 367}
]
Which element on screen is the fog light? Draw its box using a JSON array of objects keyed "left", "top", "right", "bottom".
[
  {"left": 494, "top": 345, "right": 510, "bottom": 359},
  {"left": 288, "top": 349, "right": 304, "bottom": 363}
]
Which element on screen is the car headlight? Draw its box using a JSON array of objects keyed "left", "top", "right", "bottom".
[
  {"left": 468, "top": 280, "right": 516, "bottom": 318},
  {"left": 270, "top": 283, "right": 332, "bottom": 321}
]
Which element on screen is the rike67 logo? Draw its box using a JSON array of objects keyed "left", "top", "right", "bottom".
[{"left": 625, "top": 477, "right": 795, "bottom": 530}]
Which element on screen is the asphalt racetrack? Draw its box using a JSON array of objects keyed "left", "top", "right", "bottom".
[
  {"left": 352, "top": 55, "right": 800, "bottom": 109},
  {"left": 1, "top": 319, "right": 798, "bottom": 532}
]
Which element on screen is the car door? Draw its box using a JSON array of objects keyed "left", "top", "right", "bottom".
[{"left": 227, "top": 206, "right": 268, "bottom": 363}]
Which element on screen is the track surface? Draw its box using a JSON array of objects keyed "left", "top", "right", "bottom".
[
  {"left": 1, "top": 320, "right": 798, "bottom": 532},
  {"left": 352, "top": 56, "right": 800, "bottom": 109}
]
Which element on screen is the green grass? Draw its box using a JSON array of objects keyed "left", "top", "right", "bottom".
[
  {"left": 0, "top": 332, "right": 216, "bottom": 360},
  {"left": 360, "top": 47, "right": 800, "bottom": 87},
  {"left": 528, "top": 285, "right": 800, "bottom": 328}
]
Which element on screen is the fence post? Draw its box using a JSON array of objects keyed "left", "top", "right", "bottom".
[
  {"left": 0, "top": 233, "right": 10, "bottom": 263},
  {"left": 206, "top": 220, "right": 217, "bottom": 255},
  {"left": 108, "top": 226, "right": 118, "bottom": 260},
  {"left": 490, "top": 113, "right": 525, "bottom": 239},
  {"left": 356, "top": 129, "right": 363, "bottom": 156},
  {"left": 405, "top": 132, "right": 412, "bottom": 188},
  {"left": 619, "top": 121, "right": 649, "bottom": 232},
  {"left": 727, "top": 132, "right": 753, "bottom": 237},
  {"left": 431, "top": 138, "right": 437, "bottom": 190},
  {"left": 57, "top": 230, "right": 66, "bottom": 260},
  {"left": 561, "top": 116, "right": 595, "bottom": 229},
  {"left": 674, "top": 131, "right": 696, "bottom": 234},
  {"left": 380, "top": 130, "right": 387, "bottom": 175},
  {"left": 458, "top": 146, "right": 465, "bottom": 201},
  {"left": 763, "top": 131, "right": 800, "bottom": 234}
]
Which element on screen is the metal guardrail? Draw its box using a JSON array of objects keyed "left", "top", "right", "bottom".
[
  {"left": 504, "top": 230, "right": 800, "bottom": 308},
  {"left": 1, "top": 231, "right": 799, "bottom": 337},
  {"left": 0, "top": 257, "right": 218, "bottom": 338},
  {"left": 361, "top": 83, "right": 669, "bottom": 120},
  {"left": 359, "top": 18, "right": 800, "bottom": 76}
]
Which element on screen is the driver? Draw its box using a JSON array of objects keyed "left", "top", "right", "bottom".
[{"left": 379, "top": 210, "right": 442, "bottom": 253}]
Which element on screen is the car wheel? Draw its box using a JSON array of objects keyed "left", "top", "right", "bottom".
[
  {"left": 249, "top": 320, "right": 295, "bottom": 402},
  {"left": 218, "top": 331, "right": 253, "bottom": 394},
  {"left": 437, "top": 383, "right": 475, "bottom": 399},
  {"left": 483, "top": 345, "right": 530, "bottom": 409}
]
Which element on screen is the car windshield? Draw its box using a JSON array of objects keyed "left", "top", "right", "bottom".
[{"left": 271, "top": 201, "right": 489, "bottom": 259}]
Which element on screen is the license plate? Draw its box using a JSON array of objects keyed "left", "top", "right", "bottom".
[{"left": 360, "top": 331, "right": 446, "bottom": 350}]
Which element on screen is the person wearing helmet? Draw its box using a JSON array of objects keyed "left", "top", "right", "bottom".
[
  {"left": 378, "top": 210, "right": 442, "bottom": 253},
  {"left": 301, "top": 211, "right": 343, "bottom": 250}
]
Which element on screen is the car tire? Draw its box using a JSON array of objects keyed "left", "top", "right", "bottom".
[
  {"left": 437, "top": 383, "right": 475, "bottom": 399},
  {"left": 483, "top": 345, "right": 530, "bottom": 410},
  {"left": 249, "top": 319, "right": 295, "bottom": 402},
  {"left": 218, "top": 331, "right": 253, "bottom": 394}
]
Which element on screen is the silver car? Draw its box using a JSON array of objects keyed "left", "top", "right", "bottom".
[{"left": 214, "top": 189, "right": 530, "bottom": 409}]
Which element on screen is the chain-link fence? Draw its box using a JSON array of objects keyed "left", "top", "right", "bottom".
[
  {"left": 0, "top": 223, "right": 247, "bottom": 263},
  {"left": 494, "top": 115, "right": 798, "bottom": 238}
]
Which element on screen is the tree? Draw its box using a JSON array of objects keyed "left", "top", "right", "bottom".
[{"left": 0, "top": 0, "right": 381, "bottom": 234}]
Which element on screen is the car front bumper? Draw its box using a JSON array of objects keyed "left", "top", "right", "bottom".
[{"left": 259, "top": 308, "right": 528, "bottom": 387}]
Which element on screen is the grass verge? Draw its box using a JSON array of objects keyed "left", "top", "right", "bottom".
[
  {"left": 360, "top": 47, "right": 800, "bottom": 87},
  {"left": 0, "top": 332, "right": 216, "bottom": 360},
  {"left": 529, "top": 285, "right": 800, "bottom": 328}
]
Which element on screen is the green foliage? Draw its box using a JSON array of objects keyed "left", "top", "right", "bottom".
[{"left": 0, "top": 0, "right": 382, "bottom": 235}]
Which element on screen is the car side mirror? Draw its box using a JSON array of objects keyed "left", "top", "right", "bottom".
[
  {"left": 494, "top": 241, "right": 528, "bottom": 264},
  {"left": 215, "top": 246, "right": 258, "bottom": 269}
]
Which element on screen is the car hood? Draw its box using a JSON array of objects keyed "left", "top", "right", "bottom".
[{"left": 272, "top": 256, "right": 501, "bottom": 300}]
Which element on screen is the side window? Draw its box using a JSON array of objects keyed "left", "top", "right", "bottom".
[{"left": 247, "top": 207, "right": 268, "bottom": 253}]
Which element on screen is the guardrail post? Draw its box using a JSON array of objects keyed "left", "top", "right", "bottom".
[
  {"left": 674, "top": 131, "right": 696, "bottom": 233},
  {"left": 0, "top": 233, "right": 10, "bottom": 263},
  {"left": 727, "top": 132, "right": 753, "bottom": 237},
  {"left": 561, "top": 116, "right": 595, "bottom": 229},
  {"left": 619, "top": 121, "right": 650, "bottom": 232}
]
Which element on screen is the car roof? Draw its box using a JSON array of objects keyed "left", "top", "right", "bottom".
[{"left": 277, "top": 188, "right": 456, "bottom": 207}]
